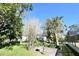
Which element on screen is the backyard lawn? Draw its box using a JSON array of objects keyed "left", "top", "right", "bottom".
[{"left": 0, "top": 45, "right": 43, "bottom": 56}]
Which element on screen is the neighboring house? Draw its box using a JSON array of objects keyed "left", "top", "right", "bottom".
[{"left": 36, "top": 34, "right": 47, "bottom": 41}]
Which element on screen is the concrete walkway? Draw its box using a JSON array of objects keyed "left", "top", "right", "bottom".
[
  {"left": 45, "top": 48, "right": 57, "bottom": 56},
  {"left": 35, "top": 47, "right": 57, "bottom": 56},
  {"left": 55, "top": 49, "right": 63, "bottom": 56}
]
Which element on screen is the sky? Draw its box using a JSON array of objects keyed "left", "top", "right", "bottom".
[{"left": 22, "top": 3, "right": 79, "bottom": 28}]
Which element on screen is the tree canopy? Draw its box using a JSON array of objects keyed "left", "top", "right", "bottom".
[
  {"left": 0, "top": 3, "right": 32, "bottom": 44},
  {"left": 44, "top": 16, "right": 65, "bottom": 46}
]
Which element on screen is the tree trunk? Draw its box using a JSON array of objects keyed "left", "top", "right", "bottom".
[
  {"left": 55, "top": 33, "right": 59, "bottom": 46},
  {"left": 27, "top": 39, "right": 34, "bottom": 50}
]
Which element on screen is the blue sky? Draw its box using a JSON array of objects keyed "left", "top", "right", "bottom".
[{"left": 23, "top": 3, "right": 79, "bottom": 27}]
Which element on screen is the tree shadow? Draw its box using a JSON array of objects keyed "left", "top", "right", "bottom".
[{"left": 0, "top": 41, "right": 20, "bottom": 49}]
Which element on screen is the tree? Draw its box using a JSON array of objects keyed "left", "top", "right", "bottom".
[
  {"left": 52, "top": 16, "right": 64, "bottom": 46},
  {"left": 24, "top": 18, "right": 41, "bottom": 49},
  {"left": 45, "top": 19, "right": 53, "bottom": 43},
  {"left": 66, "top": 24, "right": 79, "bottom": 46},
  {"left": 0, "top": 3, "right": 32, "bottom": 45},
  {"left": 44, "top": 16, "right": 65, "bottom": 47}
]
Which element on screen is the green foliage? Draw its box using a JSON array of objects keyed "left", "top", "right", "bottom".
[
  {"left": 62, "top": 45, "right": 75, "bottom": 56},
  {"left": 44, "top": 16, "right": 64, "bottom": 46},
  {"left": 52, "top": 16, "right": 64, "bottom": 33},
  {"left": 34, "top": 39, "right": 42, "bottom": 47},
  {"left": 0, "top": 3, "right": 32, "bottom": 43},
  {"left": 45, "top": 19, "right": 53, "bottom": 42}
]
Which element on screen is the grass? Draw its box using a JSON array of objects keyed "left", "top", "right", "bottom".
[
  {"left": 61, "top": 44, "right": 75, "bottom": 56},
  {"left": 0, "top": 45, "right": 44, "bottom": 56}
]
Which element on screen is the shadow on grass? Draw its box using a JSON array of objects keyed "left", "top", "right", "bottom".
[{"left": 0, "top": 41, "right": 20, "bottom": 49}]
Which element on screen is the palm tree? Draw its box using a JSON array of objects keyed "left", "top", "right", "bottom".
[
  {"left": 52, "top": 16, "right": 64, "bottom": 47},
  {"left": 44, "top": 16, "right": 65, "bottom": 47}
]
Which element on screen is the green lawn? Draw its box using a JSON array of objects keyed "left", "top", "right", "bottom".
[
  {"left": 0, "top": 45, "right": 43, "bottom": 56},
  {"left": 61, "top": 44, "right": 75, "bottom": 56}
]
